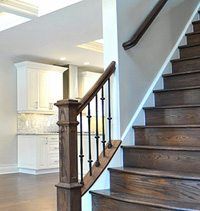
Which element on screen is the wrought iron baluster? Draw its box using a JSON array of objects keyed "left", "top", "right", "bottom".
[
  {"left": 95, "top": 94, "right": 100, "bottom": 167},
  {"left": 79, "top": 112, "right": 84, "bottom": 184},
  {"left": 101, "top": 87, "right": 106, "bottom": 156},
  {"left": 107, "top": 78, "right": 112, "bottom": 148},
  {"left": 87, "top": 103, "right": 93, "bottom": 176}
]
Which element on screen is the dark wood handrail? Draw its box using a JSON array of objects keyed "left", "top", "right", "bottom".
[
  {"left": 77, "top": 61, "right": 116, "bottom": 114},
  {"left": 123, "top": 0, "right": 168, "bottom": 50}
]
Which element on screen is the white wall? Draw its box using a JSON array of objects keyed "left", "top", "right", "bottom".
[{"left": 0, "top": 57, "right": 17, "bottom": 174}]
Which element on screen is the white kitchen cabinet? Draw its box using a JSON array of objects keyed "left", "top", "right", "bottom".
[
  {"left": 38, "top": 136, "right": 48, "bottom": 169},
  {"left": 18, "top": 134, "right": 59, "bottom": 175},
  {"left": 15, "top": 61, "right": 66, "bottom": 114},
  {"left": 27, "top": 69, "right": 39, "bottom": 110},
  {"left": 79, "top": 71, "right": 102, "bottom": 116},
  {"left": 79, "top": 71, "right": 102, "bottom": 98},
  {"left": 38, "top": 70, "right": 50, "bottom": 111}
]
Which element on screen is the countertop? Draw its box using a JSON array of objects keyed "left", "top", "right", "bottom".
[
  {"left": 18, "top": 133, "right": 59, "bottom": 135},
  {"left": 17, "top": 132, "right": 100, "bottom": 136}
]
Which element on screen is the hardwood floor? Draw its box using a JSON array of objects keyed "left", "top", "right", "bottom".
[{"left": 0, "top": 173, "right": 58, "bottom": 211}]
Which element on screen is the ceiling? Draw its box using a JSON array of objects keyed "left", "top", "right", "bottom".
[{"left": 0, "top": 0, "right": 103, "bottom": 68}]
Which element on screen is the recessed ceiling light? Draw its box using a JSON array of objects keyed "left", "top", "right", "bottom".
[
  {"left": 84, "top": 62, "right": 90, "bottom": 66},
  {"left": 60, "top": 57, "right": 66, "bottom": 61},
  {"left": 77, "top": 39, "right": 104, "bottom": 53}
]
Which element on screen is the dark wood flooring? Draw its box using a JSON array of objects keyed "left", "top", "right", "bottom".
[{"left": 0, "top": 173, "right": 58, "bottom": 211}]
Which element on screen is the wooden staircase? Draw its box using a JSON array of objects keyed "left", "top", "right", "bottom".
[{"left": 90, "top": 18, "right": 200, "bottom": 211}]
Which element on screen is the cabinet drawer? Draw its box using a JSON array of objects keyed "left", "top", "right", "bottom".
[
  {"left": 48, "top": 139, "right": 59, "bottom": 153},
  {"left": 48, "top": 154, "right": 59, "bottom": 167}
]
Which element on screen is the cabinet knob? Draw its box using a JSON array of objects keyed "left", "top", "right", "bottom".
[{"left": 49, "top": 103, "right": 53, "bottom": 110}]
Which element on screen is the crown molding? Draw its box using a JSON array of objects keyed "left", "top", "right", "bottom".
[{"left": 0, "top": 0, "right": 38, "bottom": 18}]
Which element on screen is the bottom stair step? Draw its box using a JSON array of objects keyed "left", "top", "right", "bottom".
[
  {"left": 90, "top": 189, "right": 200, "bottom": 211},
  {"left": 109, "top": 167, "right": 200, "bottom": 203}
]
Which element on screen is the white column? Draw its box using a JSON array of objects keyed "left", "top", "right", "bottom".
[
  {"left": 68, "top": 64, "right": 79, "bottom": 99},
  {"left": 102, "top": 0, "right": 121, "bottom": 139}
]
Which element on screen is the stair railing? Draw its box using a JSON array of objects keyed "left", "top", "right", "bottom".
[
  {"left": 55, "top": 61, "right": 121, "bottom": 211},
  {"left": 123, "top": 0, "right": 168, "bottom": 50}
]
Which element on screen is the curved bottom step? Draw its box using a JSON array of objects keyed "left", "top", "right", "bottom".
[{"left": 90, "top": 189, "right": 200, "bottom": 211}]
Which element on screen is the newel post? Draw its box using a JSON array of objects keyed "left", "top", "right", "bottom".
[{"left": 55, "top": 99, "right": 82, "bottom": 211}]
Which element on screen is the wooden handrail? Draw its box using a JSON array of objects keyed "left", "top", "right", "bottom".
[
  {"left": 123, "top": 0, "right": 168, "bottom": 50},
  {"left": 77, "top": 61, "right": 116, "bottom": 114}
]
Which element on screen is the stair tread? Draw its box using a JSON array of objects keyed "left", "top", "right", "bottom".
[
  {"left": 144, "top": 104, "right": 200, "bottom": 110},
  {"left": 122, "top": 145, "right": 200, "bottom": 151},
  {"left": 193, "top": 20, "right": 200, "bottom": 25},
  {"left": 171, "top": 55, "right": 200, "bottom": 63},
  {"left": 133, "top": 125, "right": 200, "bottom": 128},
  {"left": 90, "top": 189, "right": 200, "bottom": 210},
  {"left": 108, "top": 167, "right": 200, "bottom": 180},
  {"left": 154, "top": 85, "right": 200, "bottom": 93},
  {"left": 186, "top": 31, "right": 200, "bottom": 36},
  {"left": 179, "top": 43, "right": 200, "bottom": 49},
  {"left": 163, "top": 70, "right": 200, "bottom": 77}
]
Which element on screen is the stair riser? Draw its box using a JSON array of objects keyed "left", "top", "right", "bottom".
[
  {"left": 172, "top": 58, "right": 200, "bottom": 73},
  {"left": 110, "top": 171, "right": 200, "bottom": 203},
  {"left": 155, "top": 89, "right": 200, "bottom": 106},
  {"left": 135, "top": 127, "right": 200, "bottom": 147},
  {"left": 123, "top": 148, "right": 200, "bottom": 173},
  {"left": 92, "top": 194, "right": 168, "bottom": 211},
  {"left": 145, "top": 107, "right": 200, "bottom": 125},
  {"left": 193, "top": 22, "right": 200, "bottom": 32},
  {"left": 179, "top": 45, "right": 200, "bottom": 59},
  {"left": 163, "top": 72, "right": 200, "bottom": 89},
  {"left": 187, "top": 34, "right": 200, "bottom": 45}
]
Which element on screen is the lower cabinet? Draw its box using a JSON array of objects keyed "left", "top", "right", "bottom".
[{"left": 18, "top": 134, "right": 59, "bottom": 175}]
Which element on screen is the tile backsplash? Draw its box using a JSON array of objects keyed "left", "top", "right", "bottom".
[{"left": 18, "top": 113, "right": 59, "bottom": 134}]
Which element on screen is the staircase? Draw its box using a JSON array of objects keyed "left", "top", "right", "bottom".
[{"left": 90, "top": 18, "right": 200, "bottom": 210}]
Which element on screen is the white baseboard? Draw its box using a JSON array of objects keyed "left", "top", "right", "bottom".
[
  {"left": 0, "top": 165, "right": 59, "bottom": 175},
  {"left": 0, "top": 164, "right": 18, "bottom": 174},
  {"left": 18, "top": 168, "right": 59, "bottom": 175}
]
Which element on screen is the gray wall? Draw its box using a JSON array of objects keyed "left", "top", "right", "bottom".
[
  {"left": 0, "top": 57, "right": 17, "bottom": 171},
  {"left": 103, "top": 0, "right": 200, "bottom": 137}
]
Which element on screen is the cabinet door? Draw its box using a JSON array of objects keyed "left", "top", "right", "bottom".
[
  {"left": 18, "top": 135, "right": 37, "bottom": 169},
  {"left": 27, "top": 69, "right": 39, "bottom": 110},
  {"left": 48, "top": 71, "right": 63, "bottom": 111},
  {"left": 47, "top": 136, "right": 59, "bottom": 168},
  {"left": 38, "top": 71, "right": 50, "bottom": 111},
  {"left": 38, "top": 136, "right": 48, "bottom": 169}
]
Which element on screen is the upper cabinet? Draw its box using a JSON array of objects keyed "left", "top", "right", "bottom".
[
  {"left": 15, "top": 61, "right": 66, "bottom": 114},
  {"left": 79, "top": 71, "right": 102, "bottom": 98}
]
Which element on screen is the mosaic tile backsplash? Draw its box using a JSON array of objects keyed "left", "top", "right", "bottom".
[{"left": 18, "top": 113, "right": 59, "bottom": 134}]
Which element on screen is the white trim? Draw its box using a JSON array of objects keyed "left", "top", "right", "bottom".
[
  {"left": 121, "top": 3, "right": 200, "bottom": 141},
  {"left": 0, "top": 0, "right": 38, "bottom": 19},
  {"left": 0, "top": 164, "right": 18, "bottom": 174},
  {"left": 14, "top": 61, "right": 67, "bottom": 73},
  {"left": 18, "top": 168, "right": 59, "bottom": 175}
]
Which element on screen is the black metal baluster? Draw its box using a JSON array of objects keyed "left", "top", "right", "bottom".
[
  {"left": 79, "top": 112, "right": 84, "bottom": 184},
  {"left": 107, "top": 78, "right": 112, "bottom": 148},
  {"left": 87, "top": 103, "right": 93, "bottom": 176},
  {"left": 101, "top": 87, "right": 106, "bottom": 156},
  {"left": 95, "top": 94, "right": 100, "bottom": 167}
]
